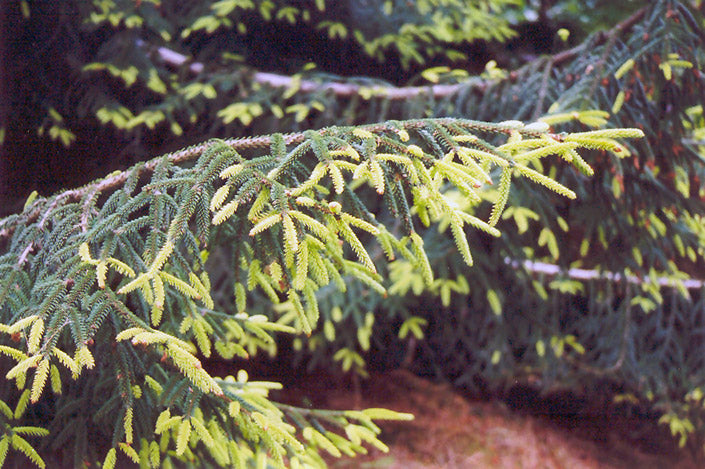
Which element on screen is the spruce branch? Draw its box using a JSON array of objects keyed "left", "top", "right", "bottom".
[
  {"left": 0, "top": 109, "right": 659, "bottom": 466},
  {"left": 136, "top": 5, "right": 649, "bottom": 104},
  {"left": 506, "top": 258, "right": 705, "bottom": 290},
  {"left": 2, "top": 118, "right": 606, "bottom": 239}
]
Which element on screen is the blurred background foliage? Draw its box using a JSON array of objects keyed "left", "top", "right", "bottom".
[
  {"left": 2, "top": 0, "right": 705, "bottom": 454},
  {"left": 2, "top": 0, "right": 667, "bottom": 216}
]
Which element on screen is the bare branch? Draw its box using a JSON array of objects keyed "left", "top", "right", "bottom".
[{"left": 506, "top": 258, "right": 705, "bottom": 290}]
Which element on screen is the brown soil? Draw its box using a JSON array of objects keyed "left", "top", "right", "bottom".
[{"left": 278, "top": 369, "right": 702, "bottom": 469}]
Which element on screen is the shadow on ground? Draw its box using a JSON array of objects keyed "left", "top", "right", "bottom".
[{"left": 277, "top": 369, "right": 702, "bottom": 469}]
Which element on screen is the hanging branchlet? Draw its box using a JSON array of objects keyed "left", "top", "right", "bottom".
[{"left": 209, "top": 118, "right": 640, "bottom": 277}]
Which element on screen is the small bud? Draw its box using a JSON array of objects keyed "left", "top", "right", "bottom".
[
  {"left": 498, "top": 120, "right": 524, "bottom": 129},
  {"left": 328, "top": 201, "right": 342, "bottom": 213},
  {"left": 406, "top": 145, "right": 424, "bottom": 158},
  {"left": 524, "top": 121, "right": 550, "bottom": 133}
]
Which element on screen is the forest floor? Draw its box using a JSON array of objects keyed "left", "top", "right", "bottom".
[{"left": 279, "top": 369, "right": 702, "bottom": 469}]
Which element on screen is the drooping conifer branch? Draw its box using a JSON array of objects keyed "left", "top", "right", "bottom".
[
  {"left": 3, "top": 118, "right": 636, "bottom": 239},
  {"left": 140, "top": 5, "right": 648, "bottom": 103},
  {"left": 0, "top": 117, "right": 643, "bottom": 466}
]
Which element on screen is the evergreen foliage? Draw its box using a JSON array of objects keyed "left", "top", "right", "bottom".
[
  {"left": 0, "top": 116, "right": 640, "bottom": 466},
  {"left": 410, "top": 2, "right": 705, "bottom": 452},
  {"left": 261, "top": 0, "right": 705, "bottom": 452},
  {"left": 3, "top": 0, "right": 705, "bottom": 464},
  {"left": 5, "top": 0, "right": 521, "bottom": 159}
]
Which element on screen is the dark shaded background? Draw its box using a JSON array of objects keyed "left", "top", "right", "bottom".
[{"left": 0, "top": 1, "right": 570, "bottom": 217}]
